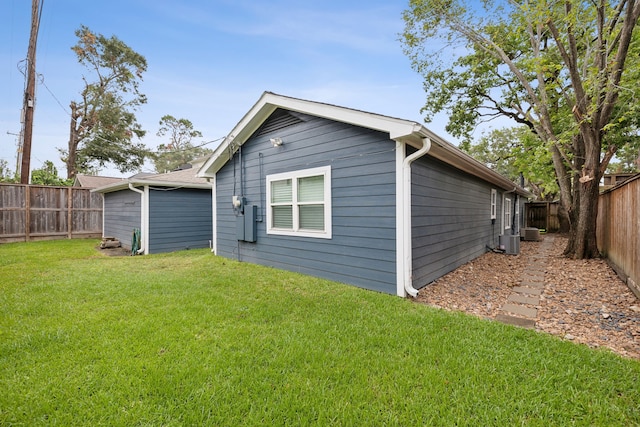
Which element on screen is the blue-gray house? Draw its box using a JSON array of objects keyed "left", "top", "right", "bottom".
[
  {"left": 93, "top": 167, "right": 213, "bottom": 254},
  {"left": 198, "top": 92, "right": 528, "bottom": 297}
]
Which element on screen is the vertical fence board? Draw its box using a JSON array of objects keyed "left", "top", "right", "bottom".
[
  {"left": 0, "top": 185, "right": 26, "bottom": 236},
  {"left": 598, "top": 175, "right": 640, "bottom": 297},
  {"left": 0, "top": 183, "right": 103, "bottom": 242},
  {"left": 525, "top": 202, "right": 560, "bottom": 232}
]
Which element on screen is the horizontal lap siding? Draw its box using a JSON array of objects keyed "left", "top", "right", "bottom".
[
  {"left": 216, "top": 112, "right": 397, "bottom": 294},
  {"left": 148, "top": 188, "right": 212, "bottom": 253},
  {"left": 103, "top": 190, "right": 141, "bottom": 249},
  {"left": 411, "top": 156, "right": 501, "bottom": 289}
]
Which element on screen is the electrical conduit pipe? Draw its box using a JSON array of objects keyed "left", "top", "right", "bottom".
[{"left": 402, "top": 137, "right": 432, "bottom": 297}]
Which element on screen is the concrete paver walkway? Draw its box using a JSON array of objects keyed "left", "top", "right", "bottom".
[{"left": 496, "top": 235, "right": 555, "bottom": 329}]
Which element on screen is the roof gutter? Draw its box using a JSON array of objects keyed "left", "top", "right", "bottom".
[{"left": 397, "top": 136, "right": 432, "bottom": 297}]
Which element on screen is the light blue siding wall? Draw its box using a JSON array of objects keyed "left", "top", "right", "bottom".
[
  {"left": 103, "top": 189, "right": 141, "bottom": 249},
  {"left": 410, "top": 156, "right": 508, "bottom": 289},
  {"left": 148, "top": 188, "right": 212, "bottom": 254},
  {"left": 215, "top": 111, "right": 397, "bottom": 294}
]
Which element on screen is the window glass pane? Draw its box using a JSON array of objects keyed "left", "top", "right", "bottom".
[
  {"left": 272, "top": 205, "right": 293, "bottom": 229},
  {"left": 490, "top": 189, "right": 497, "bottom": 218},
  {"left": 271, "top": 179, "right": 292, "bottom": 203},
  {"left": 298, "top": 175, "right": 324, "bottom": 202},
  {"left": 299, "top": 204, "right": 324, "bottom": 230}
]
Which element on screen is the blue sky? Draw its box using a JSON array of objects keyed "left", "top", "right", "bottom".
[{"left": 1, "top": 0, "right": 467, "bottom": 178}]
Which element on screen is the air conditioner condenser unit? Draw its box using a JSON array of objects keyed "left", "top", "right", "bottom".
[{"left": 499, "top": 234, "right": 521, "bottom": 255}]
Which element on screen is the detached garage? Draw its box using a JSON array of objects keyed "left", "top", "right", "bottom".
[{"left": 93, "top": 168, "right": 212, "bottom": 254}]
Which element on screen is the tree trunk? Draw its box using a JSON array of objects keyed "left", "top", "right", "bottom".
[
  {"left": 564, "top": 131, "right": 600, "bottom": 259},
  {"left": 557, "top": 202, "right": 570, "bottom": 233},
  {"left": 565, "top": 178, "right": 600, "bottom": 258},
  {"left": 550, "top": 144, "right": 571, "bottom": 221}
]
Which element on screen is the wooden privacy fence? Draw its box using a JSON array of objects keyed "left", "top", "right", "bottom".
[
  {"left": 597, "top": 174, "right": 640, "bottom": 298},
  {"left": 0, "top": 184, "right": 103, "bottom": 243},
  {"left": 525, "top": 202, "right": 560, "bottom": 232}
]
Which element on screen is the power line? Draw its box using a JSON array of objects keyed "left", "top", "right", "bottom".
[
  {"left": 39, "top": 73, "right": 224, "bottom": 155},
  {"left": 39, "top": 75, "right": 68, "bottom": 113}
]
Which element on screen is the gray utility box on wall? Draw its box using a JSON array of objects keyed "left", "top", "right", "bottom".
[
  {"left": 236, "top": 205, "right": 257, "bottom": 243},
  {"left": 499, "top": 234, "right": 521, "bottom": 255}
]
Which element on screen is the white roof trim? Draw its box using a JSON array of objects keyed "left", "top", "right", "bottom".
[
  {"left": 91, "top": 179, "right": 211, "bottom": 194},
  {"left": 197, "top": 91, "right": 530, "bottom": 196}
]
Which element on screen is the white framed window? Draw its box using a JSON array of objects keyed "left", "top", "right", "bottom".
[
  {"left": 266, "top": 166, "right": 332, "bottom": 239},
  {"left": 490, "top": 189, "right": 497, "bottom": 219},
  {"left": 504, "top": 197, "right": 512, "bottom": 229}
]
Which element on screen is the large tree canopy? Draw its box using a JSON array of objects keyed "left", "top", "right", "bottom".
[
  {"left": 31, "top": 161, "right": 71, "bottom": 186},
  {"left": 461, "top": 127, "right": 559, "bottom": 201},
  {"left": 0, "top": 160, "right": 18, "bottom": 183},
  {"left": 402, "top": 0, "right": 640, "bottom": 258},
  {"left": 62, "top": 26, "right": 150, "bottom": 179},
  {"left": 152, "top": 115, "right": 210, "bottom": 173}
]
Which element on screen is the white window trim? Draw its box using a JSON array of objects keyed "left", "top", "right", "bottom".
[
  {"left": 515, "top": 196, "right": 520, "bottom": 229},
  {"left": 504, "top": 197, "right": 512, "bottom": 230},
  {"left": 490, "top": 189, "right": 497, "bottom": 219},
  {"left": 266, "top": 166, "right": 332, "bottom": 239}
]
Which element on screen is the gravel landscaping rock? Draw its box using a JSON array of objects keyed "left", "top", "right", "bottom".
[{"left": 415, "top": 235, "right": 640, "bottom": 360}]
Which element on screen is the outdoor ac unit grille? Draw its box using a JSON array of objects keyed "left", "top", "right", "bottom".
[
  {"left": 499, "top": 234, "right": 521, "bottom": 255},
  {"left": 521, "top": 227, "right": 541, "bottom": 241}
]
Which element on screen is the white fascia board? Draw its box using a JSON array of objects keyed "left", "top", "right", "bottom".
[
  {"left": 196, "top": 91, "right": 531, "bottom": 198},
  {"left": 198, "top": 95, "right": 279, "bottom": 177},
  {"left": 91, "top": 182, "right": 131, "bottom": 193},
  {"left": 266, "top": 93, "right": 422, "bottom": 140},
  {"left": 92, "top": 179, "right": 210, "bottom": 193},
  {"left": 422, "top": 129, "right": 531, "bottom": 197},
  {"left": 197, "top": 92, "right": 425, "bottom": 177},
  {"left": 130, "top": 179, "right": 211, "bottom": 190}
]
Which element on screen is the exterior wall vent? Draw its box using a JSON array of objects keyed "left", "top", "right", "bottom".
[{"left": 257, "top": 108, "right": 305, "bottom": 136}]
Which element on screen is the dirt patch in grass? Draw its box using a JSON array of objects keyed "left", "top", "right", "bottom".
[
  {"left": 416, "top": 235, "right": 640, "bottom": 359},
  {"left": 96, "top": 245, "right": 133, "bottom": 257}
]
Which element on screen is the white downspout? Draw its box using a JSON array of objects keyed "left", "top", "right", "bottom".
[
  {"left": 128, "top": 183, "right": 146, "bottom": 254},
  {"left": 208, "top": 176, "right": 217, "bottom": 254},
  {"left": 397, "top": 137, "right": 432, "bottom": 297},
  {"left": 143, "top": 186, "right": 149, "bottom": 253},
  {"left": 100, "top": 193, "right": 105, "bottom": 238}
]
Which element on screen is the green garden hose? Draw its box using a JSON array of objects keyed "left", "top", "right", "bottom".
[{"left": 131, "top": 228, "right": 141, "bottom": 255}]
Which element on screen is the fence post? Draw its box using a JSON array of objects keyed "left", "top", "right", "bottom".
[
  {"left": 67, "top": 187, "right": 73, "bottom": 239},
  {"left": 25, "top": 185, "right": 31, "bottom": 241},
  {"left": 546, "top": 202, "right": 550, "bottom": 232}
]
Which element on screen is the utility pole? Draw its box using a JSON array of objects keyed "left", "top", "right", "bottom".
[{"left": 19, "top": 0, "right": 42, "bottom": 184}]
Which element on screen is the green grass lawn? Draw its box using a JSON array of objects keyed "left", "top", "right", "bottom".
[{"left": 1, "top": 239, "right": 639, "bottom": 426}]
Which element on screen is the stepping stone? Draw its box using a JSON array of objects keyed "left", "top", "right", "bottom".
[
  {"left": 495, "top": 314, "right": 536, "bottom": 329},
  {"left": 520, "top": 280, "right": 545, "bottom": 289},
  {"left": 522, "top": 272, "right": 545, "bottom": 279},
  {"left": 512, "top": 286, "right": 543, "bottom": 295},
  {"left": 501, "top": 303, "right": 538, "bottom": 318},
  {"left": 508, "top": 294, "right": 539, "bottom": 305}
]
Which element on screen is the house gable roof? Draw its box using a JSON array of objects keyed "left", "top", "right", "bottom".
[
  {"left": 73, "top": 174, "right": 124, "bottom": 188},
  {"left": 91, "top": 167, "right": 211, "bottom": 194},
  {"left": 198, "top": 92, "right": 530, "bottom": 196}
]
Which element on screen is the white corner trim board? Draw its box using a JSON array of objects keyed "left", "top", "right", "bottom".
[{"left": 396, "top": 137, "right": 432, "bottom": 298}]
